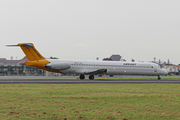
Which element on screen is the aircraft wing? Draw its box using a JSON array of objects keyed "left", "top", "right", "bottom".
[
  {"left": 75, "top": 68, "right": 107, "bottom": 75},
  {"left": 84, "top": 68, "right": 107, "bottom": 75}
]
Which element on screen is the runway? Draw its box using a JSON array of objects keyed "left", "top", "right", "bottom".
[
  {"left": 1, "top": 79, "right": 180, "bottom": 83},
  {"left": 0, "top": 76, "right": 180, "bottom": 83}
]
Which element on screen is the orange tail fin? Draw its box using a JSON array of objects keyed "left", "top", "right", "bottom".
[
  {"left": 17, "top": 43, "right": 44, "bottom": 61},
  {"left": 8, "top": 43, "right": 61, "bottom": 73},
  {"left": 16, "top": 43, "right": 50, "bottom": 67}
]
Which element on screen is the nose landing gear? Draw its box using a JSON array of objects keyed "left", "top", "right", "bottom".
[{"left": 158, "top": 75, "right": 161, "bottom": 80}]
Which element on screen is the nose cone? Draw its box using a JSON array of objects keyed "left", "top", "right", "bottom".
[{"left": 162, "top": 68, "right": 168, "bottom": 75}]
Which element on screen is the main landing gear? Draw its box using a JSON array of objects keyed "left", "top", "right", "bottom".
[
  {"left": 89, "top": 75, "right": 94, "bottom": 80},
  {"left": 79, "top": 74, "right": 95, "bottom": 80},
  {"left": 158, "top": 75, "right": 161, "bottom": 80},
  {"left": 79, "top": 74, "right": 85, "bottom": 80}
]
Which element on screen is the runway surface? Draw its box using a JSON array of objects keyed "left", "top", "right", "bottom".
[
  {"left": 0, "top": 76, "right": 180, "bottom": 83},
  {"left": 1, "top": 78, "right": 180, "bottom": 83}
]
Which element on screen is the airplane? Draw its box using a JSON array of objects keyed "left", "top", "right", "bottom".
[{"left": 8, "top": 43, "right": 168, "bottom": 80}]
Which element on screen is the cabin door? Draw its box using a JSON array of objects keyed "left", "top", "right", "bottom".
[{"left": 152, "top": 65, "right": 157, "bottom": 73}]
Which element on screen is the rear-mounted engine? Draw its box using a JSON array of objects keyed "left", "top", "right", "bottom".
[{"left": 45, "top": 62, "right": 70, "bottom": 70}]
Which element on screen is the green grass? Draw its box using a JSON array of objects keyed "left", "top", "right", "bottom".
[{"left": 0, "top": 84, "right": 180, "bottom": 119}]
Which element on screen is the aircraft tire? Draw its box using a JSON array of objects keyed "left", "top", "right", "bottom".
[
  {"left": 80, "top": 74, "right": 85, "bottom": 80},
  {"left": 89, "top": 75, "right": 94, "bottom": 80},
  {"left": 158, "top": 76, "right": 161, "bottom": 80}
]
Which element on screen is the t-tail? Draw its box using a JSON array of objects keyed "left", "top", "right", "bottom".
[
  {"left": 18, "top": 43, "right": 45, "bottom": 61},
  {"left": 7, "top": 43, "right": 61, "bottom": 73}
]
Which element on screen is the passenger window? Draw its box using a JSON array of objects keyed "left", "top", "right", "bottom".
[{"left": 151, "top": 66, "right": 153, "bottom": 68}]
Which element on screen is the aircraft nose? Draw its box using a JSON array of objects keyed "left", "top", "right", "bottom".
[{"left": 162, "top": 69, "right": 168, "bottom": 75}]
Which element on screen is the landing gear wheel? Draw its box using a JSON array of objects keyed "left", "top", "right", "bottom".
[
  {"left": 158, "top": 76, "right": 161, "bottom": 80},
  {"left": 89, "top": 75, "right": 94, "bottom": 80},
  {"left": 79, "top": 74, "right": 85, "bottom": 80}
]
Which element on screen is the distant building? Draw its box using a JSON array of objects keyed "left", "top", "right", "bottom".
[
  {"left": 0, "top": 57, "right": 45, "bottom": 76},
  {"left": 163, "top": 65, "right": 180, "bottom": 75},
  {"left": 159, "top": 59, "right": 161, "bottom": 64},
  {"left": 110, "top": 55, "right": 121, "bottom": 61},
  {"left": 0, "top": 58, "right": 21, "bottom": 75},
  {"left": 19, "top": 56, "right": 29, "bottom": 65},
  {"left": 103, "top": 58, "right": 113, "bottom": 61},
  {"left": 0, "top": 58, "right": 20, "bottom": 65},
  {"left": 167, "top": 59, "right": 170, "bottom": 64},
  {"left": 103, "top": 54, "right": 121, "bottom": 61}
]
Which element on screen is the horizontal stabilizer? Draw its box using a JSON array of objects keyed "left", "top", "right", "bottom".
[{"left": 6, "top": 45, "right": 19, "bottom": 47}]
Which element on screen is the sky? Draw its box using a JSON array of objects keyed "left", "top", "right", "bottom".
[{"left": 0, "top": 0, "right": 180, "bottom": 64}]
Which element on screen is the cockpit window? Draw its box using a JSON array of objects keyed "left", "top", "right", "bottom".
[{"left": 158, "top": 65, "right": 162, "bottom": 69}]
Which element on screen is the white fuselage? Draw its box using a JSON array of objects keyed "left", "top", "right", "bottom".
[{"left": 46, "top": 59, "right": 168, "bottom": 76}]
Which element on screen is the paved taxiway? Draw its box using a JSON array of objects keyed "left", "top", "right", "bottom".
[{"left": 0, "top": 76, "right": 180, "bottom": 83}]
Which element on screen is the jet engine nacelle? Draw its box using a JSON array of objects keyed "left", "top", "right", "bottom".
[{"left": 45, "top": 62, "right": 70, "bottom": 70}]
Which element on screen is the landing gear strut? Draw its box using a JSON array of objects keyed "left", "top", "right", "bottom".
[
  {"left": 158, "top": 75, "right": 161, "bottom": 80},
  {"left": 79, "top": 74, "right": 85, "bottom": 80},
  {"left": 89, "top": 75, "right": 94, "bottom": 80}
]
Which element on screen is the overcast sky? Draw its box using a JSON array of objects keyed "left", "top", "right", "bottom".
[{"left": 0, "top": 0, "right": 180, "bottom": 64}]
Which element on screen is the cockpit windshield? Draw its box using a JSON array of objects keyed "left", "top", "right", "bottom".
[{"left": 158, "top": 65, "right": 162, "bottom": 69}]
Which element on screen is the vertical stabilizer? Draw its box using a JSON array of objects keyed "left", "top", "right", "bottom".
[
  {"left": 7, "top": 43, "right": 61, "bottom": 73},
  {"left": 17, "top": 43, "right": 44, "bottom": 61}
]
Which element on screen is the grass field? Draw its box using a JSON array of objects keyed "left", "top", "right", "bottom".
[{"left": 0, "top": 84, "right": 180, "bottom": 120}]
